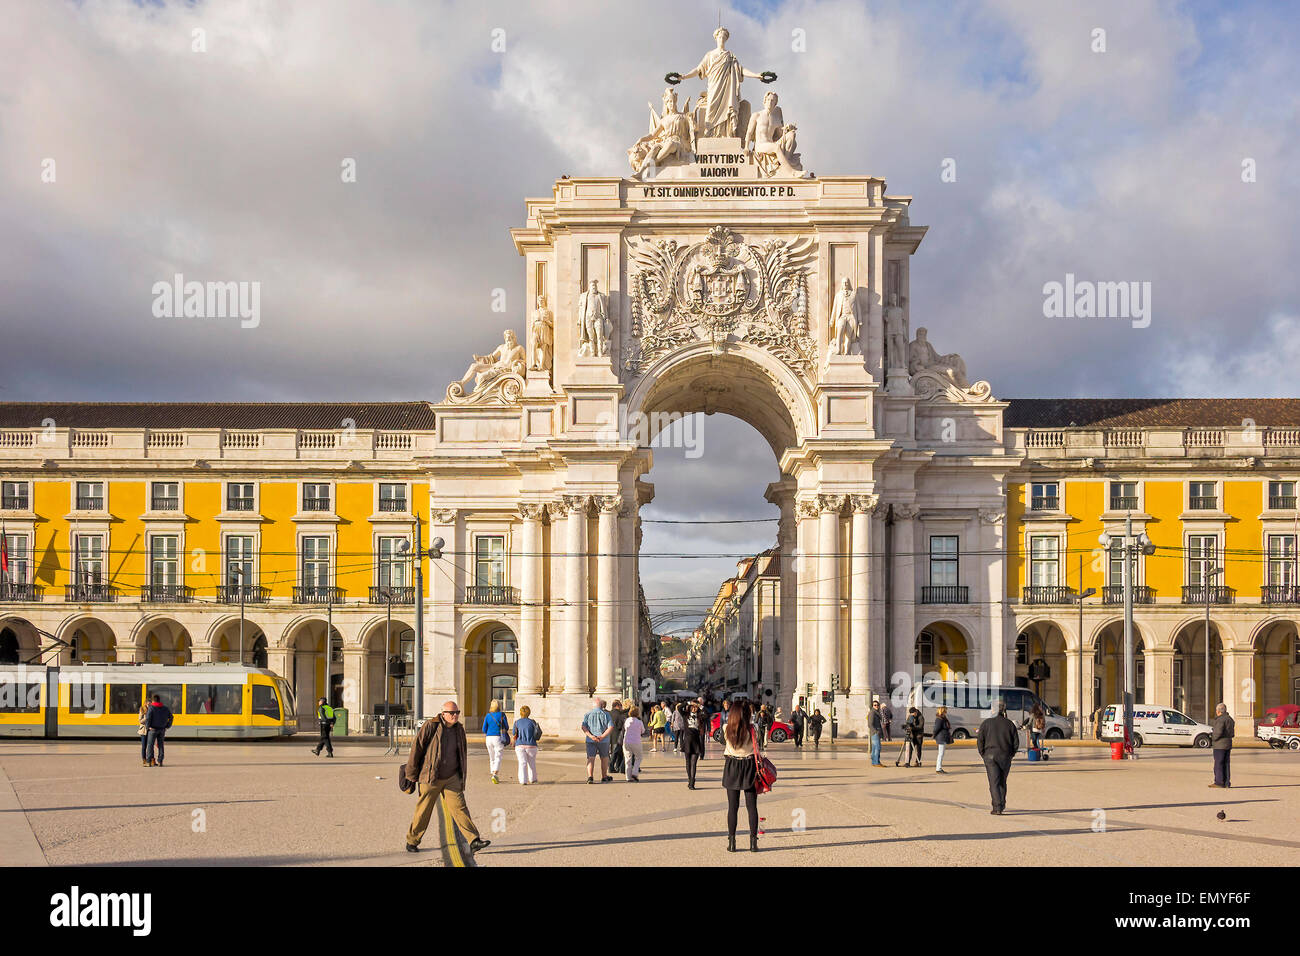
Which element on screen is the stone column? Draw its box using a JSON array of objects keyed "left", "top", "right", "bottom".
[
  {"left": 817, "top": 494, "right": 846, "bottom": 694},
  {"left": 563, "top": 495, "right": 589, "bottom": 695},
  {"left": 892, "top": 504, "right": 920, "bottom": 687},
  {"left": 595, "top": 495, "right": 621, "bottom": 696},
  {"left": 979, "top": 509, "right": 1007, "bottom": 686},
  {"left": 849, "top": 494, "right": 877, "bottom": 698},
  {"left": 429, "top": 508, "right": 459, "bottom": 703},
  {"left": 794, "top": 497, "right": 820, "bottom": 699},
  {"left": 518, "top": 503, "right": 546, "bottom": 696},
  {"left": 1147, "top": 645, "right": 1175, "bottom": 710},
  {"left": 1223, "top": 648, "right": 1252, "bottom": 732},
  {"left": 869, "top": 499, "right": 890, "bottom": 697},
  {"left": 341, "top": 647, "right": 366, "bottom": 714},
  {"left": 617, "top": 503, "right": 637, "bottom": 690}
]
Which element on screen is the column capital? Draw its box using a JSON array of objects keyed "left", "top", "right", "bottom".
[
  {"left": 518, "top": 502, "right": 547, "bottom": 521},
  {"left": 818, "top": 493, "right": 848, "bottom": 515},
  {"left": 597, "top": 494, "right": 624, "bottom": 514},
  {"left": 849, "top": 493, "right": 880, "bottom": 514},
  {"left": 563, "top": 493, "right": 592, "bottom": 515},
  {"left": 893, "top": 503, "right": 921, "bottom": 520},
  {"left": 794, "top": 497, "right": 820, "bottom": 520}
]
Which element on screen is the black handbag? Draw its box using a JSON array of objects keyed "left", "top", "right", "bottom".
[{"left": 398, "top": 763, "right": 417, "bottom": 794}]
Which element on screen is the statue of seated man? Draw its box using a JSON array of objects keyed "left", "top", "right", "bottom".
[
  {"left": 908, "top": 327, "right": 969, "bottom": 388},
  {"left": 629, "top": 88, "right": 696, "bottom": 178},
  {"left": 459, "top": 329, "right": 526, "bottom": 392},
  {"left": 744, "top": 91, "right": 806, "bottom": 178}
]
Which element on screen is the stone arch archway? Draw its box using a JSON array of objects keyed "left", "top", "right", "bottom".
[
  {"left": 914, "top": 621, "right": 970, "bottom": 679},
  {"left": 1252, "top": 618, "right": 1298, "bottom": 717},
  {"left": 1091, "top": 620, "right": 1150, "bottom": 713},
  {"left": 0, "top": 616, "right": 41, "bottom": 665},
  {"left": 463, "top": 620, "right": 518, "bottom": 728},
  {"left": 1016, "top": 620, "right": 1069, "bottom": 713}
]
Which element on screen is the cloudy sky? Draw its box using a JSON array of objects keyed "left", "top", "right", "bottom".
[{"left": 2, "top": 0, "right": 1297, "bottom": 625}]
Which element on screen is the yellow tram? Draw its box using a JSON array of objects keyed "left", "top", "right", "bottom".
[{"left": 0, "top": 663, "right": 298, "bottom": 739}]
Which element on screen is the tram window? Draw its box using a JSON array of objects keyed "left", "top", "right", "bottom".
[
  {"left": 252, "top": 684, "right": 280, "bottom": 719},
  {"left": 67, "top": 681, "right": 105, "bottom": 715},
  {"left": 185, "top": 684, "right": 242, "bottom": 715},
  {"left": 0, "top": 682, "right": 41, "bottom": 713},
  {"left": 148, "top": 684, "right": 183, "bottom": 714},
  {"left": 109, "top": 684, "right": 143, "bottom": 715}
]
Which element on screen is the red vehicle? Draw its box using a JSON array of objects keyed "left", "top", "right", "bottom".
[
  {"left": 709, "top": 711, "right": 794, "bottom": 744},
  {"left": 1256, "top": 704, "right": 1300, "bottom": 750}
]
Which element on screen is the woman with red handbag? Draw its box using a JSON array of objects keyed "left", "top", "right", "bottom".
[{"left": 721, "top": 700, "right": 768, "bottom": 853}]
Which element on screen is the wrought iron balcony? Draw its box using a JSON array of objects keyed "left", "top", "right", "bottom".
[
  {"left": 150, "top": 496, "right": 180, "bottom": 511},
  {"left": 1029, "top": 496, "right": 1059, "bottom": 511},
  {"left": 301, "top": 497, "right": 331, "bottom": 512},
  {"left": 294, "top": 585, "right": 344, "bottom": 605},
  {"left": 1269, "top": 495, "right": 1297, "bottom": 510},
  {"left": 65, "top": 583, "right": 118, "bottom": 602},
  {"left": 370, "top": 585, "right": 415, "bottom": 605},
  {"left": 226, "top": 497, "right": 255, "bottom": 512},
  {"left": 1021, "top": 585, "right": 1077, "bottom": 605},
  {"left": 218, "top": 584, "right": 270, "bottom": 604},
  {"left": 1103, "top": 585, "right": 1156, "bottom": 605},
  {"left": 0, "top": 582, "right": 42, "bottom": 602},
  {"left": 463, "top": 584, "right": 520, "bottom": 605},
  {"left": 1182, "top": 585, "right": 1235, "bottom": 605},
  {"left": 378, "top": 497, "right": 408, "bottom": 513},
  {"left": 1188, "top": 496, "right": 1218, "bottom": 510},
  {"left": 1, "top": 495, "right": 29, "bottom": 510},
  {"left": 1109, "top": 496, "right": 1138, "bottom": 511},
  {"left": 142, "top": 584, "right": 194, "bottom": 603},
  {"left": 920, "top": 585, "right": 969, "bottom": 604},
  {"left": 1261, "top": 585, "right": 1300, "bottom": 605},
  {"left": 75, "top": 496, "right": 104, "bottom": 510}
]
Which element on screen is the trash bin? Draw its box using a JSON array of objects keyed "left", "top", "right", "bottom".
[
  {"left": 332, "top": 707, "right": 348, "bottom": 737},
  {"left": 1027, "top": 747, "right": 1041, "bottom": 762},
  {"left": 1110, "top": 740, "right": 1125, "bottom": 760}
]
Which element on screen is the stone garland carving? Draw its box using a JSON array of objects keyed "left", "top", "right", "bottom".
[
  {"left": 432, "top": 508, "right": 458, "bottom": 524},
  {"left": 978, "top": 508, "right": 1005, "bottom": 526},
  {"left": 445, "top": 329, "right": 526, "bottom": 405},
  {"left": 626, "top": 226, "right": 816, "bottom": 373},
  {"left": 850, "top": 493, "right": 880, "bottom": 514}
]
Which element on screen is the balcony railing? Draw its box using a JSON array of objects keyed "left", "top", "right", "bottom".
[
  {"left": 142, "top": 584, "right": 194, "bottom": 603},
  {"left": 65, "top": 583, "right": 118, "bottom": 602},
  {"left": 217, "top": 584, "right": 270, "bottom": 604},
  {"left": 1269, "top": 495, "right": 1297, "bottom": 510},
  {"left": 370, "top": 585, "right": 415, "bottom": 605},
  {"left": 463, "top": 584, "right": 520, "bottom": 605},
  {"left": 1109, "top": 496, "right": 1138, "bottom": 511},
  {"left": 226, "top": 497, "right": 256, "bottom": 512},
  {"left": 1029, "top": 496, "right": 1059, "bottom": 511},
  {"left": 75, "top": 496, "right": 104, "bottom": 510},
  {"left": 301, "top": 498, "right": 332, "bottom": 512},
  {"left": 378, "top": 497, "right": 408, "bottom": 513},
  {"left": 294, "top": 585, "right": 344, "bottom": 605},
  {"left": 1021, "top": 585, "right": 1076, "bottom": 605},
  {"left": 920, "top": 585, "right": 969, "bottom": 604},
  {"left": 1182, "top": 585, "right": 1235, "bottom": 605},
  {"left": 1261, "top": 585, "right": 1300, "bottom": 605},
  {"left": 1103, "top": 585, "right": 1156, "bottom": 605},
  {"left": 1, "top": 495, "right": 29, "bottom": 510},
  {"left": 150, "top": 496, "right": 179, "bottom": 511},
  {"left": 1188, "top": 496, "right": 1218, "bottom": 510},
  {"left": 0, "top": 582, "right": 42, "bottom": 602}
]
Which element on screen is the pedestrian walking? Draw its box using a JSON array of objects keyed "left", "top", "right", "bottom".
[
  {"left": 609, "top": 699, "right": 627, "bottom": 775},
  {"left": 681, "top": 699, "right": 707, "bottom": 789},
  {"left": 137, "top": 701, "right": 150, "bottom": 766},
  {"left": 790, "top": 703, "right": 806, "bottom": 748},
  {"left": 1210, "top": 702, "right": 1234, "bottom": 788},
  {"left": 582, "top": 698, "right": 614, "bottom": 783},
  {"left": 808, "top": 708, "right": 826, "bottom": 748},
  {"left": 482, "top": 699, "right": 510, "bottom": 784},
  {"left": 976, "top": 699, "right": 1020, "bottom": 814},
  {"left": 671, "top": 701, "right": 685, "bottom": 753},
  {"left": 511, "top": 704, "right": 541, "bottom": 785},
  {"left": 404, "top": 700, "right": 490, "bottom": 854},
  {"left": 933, "top": 705, "right": 953, "bottom": 773},
  {"left": 1091, "top": 706, "right": 1104, "bottom": 741},
  {"left": 868, "top": 698, "right": 884, "bottom": 766},
  {"left": 664, "top": 700, "right": 679, "bottom": 752},
  {"left": 143, "top": 693, "right": 173, "bottom": 767},
  {"left": 881, "top": 701, "right": 894, "bottom": 742},
  {"left": 758, "top": 704, "right": 774, "bottom": 751},
  {"left": 311, "top": 697, "right": 335, "bottom": 757},
  {"left": 623, "top": 706, "right": 645, "bottom": 781},
  {"left": 648, "top": 703, "right": 666, "bottom": 752},
  {"left": 721, "top": 700, "right": 761, "bottom": 853}
]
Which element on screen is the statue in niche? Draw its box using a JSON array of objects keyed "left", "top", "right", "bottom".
[
  {"left": 628, "top": 87, "right": 697, "bottom": 179},
  {"left": 530, "top": 294, "right": 553, "bottom": 373},
  {"left": 884, "top": 292, "right": 908, "bottom": 370},
  {"left": 576, "top": 279, "right": 609, "bottom": 357},
  {"left": 457, "top": 329, "right": 526, "bottom": 393},
  {"left": 744, "top": 91, "right": 807, "bottom": 178},
  {"left": 829, "top": 277, "right": 861, "bottom": 356},
  {"left": 908, "top": 327, "right": 969, "bottom": 387},
  {"left": 668, "top": 26, "right": 775, "bottom": 138}
]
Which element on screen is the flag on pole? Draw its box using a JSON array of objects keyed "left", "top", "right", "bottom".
[{"left": 0, "top": 524, "right": 8, "bottom": 584}]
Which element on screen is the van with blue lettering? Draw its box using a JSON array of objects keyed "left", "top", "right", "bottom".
[{"left": 1100, "top": 704, "right": 1212, "bottom": 749}]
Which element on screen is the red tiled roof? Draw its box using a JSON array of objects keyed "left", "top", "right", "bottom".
[
  {"left": 0, "top": 402, "right": 437, "bottom": 430},
  {"left": 1004, "top": 398, "right": 1300, "bottom": 429}
]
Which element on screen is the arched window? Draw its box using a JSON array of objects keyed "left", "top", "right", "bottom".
[{"left": 0, "top": 628, "right": 18, "bottom": 665}]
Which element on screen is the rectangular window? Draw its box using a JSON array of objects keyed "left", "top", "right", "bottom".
[
  {"left": 150, "top": 535, "right": 179, "bottom": 586},
  {"left": 1, "top": 480, "right": 29, "bottom": 510},
  {"left": 1263, "top": 478, "right": 1294, "bottom": 509},
  {"left": 1189, "top": 481, "right": 1217, "bottom": 510},
  {"left": 147, "top": 683, "right": 183, "bottom": 715},
  {"left": 227, "top": 483, "right": 255, "bottom": 512},
  {"left": 929, "top": 536, "right": 958, "bottom": 587},
  {"left": 75, "top": 535, "right": 104, "bottom": 584},
  {"left": 1109, "top": 481, "right": 1138, "bottom": 511},
  {"left": 76, "top": 481, "right": 104, "bottom": 510},
  {"left": 1268, "top": 535, "right": 1296, "bottom": 587},
  {"left": 3, "top": 534, "right": 29, "bottom": 585},
  {"left": 67, "top": 679, "right": 105, "bottom": 715},
  {"left": 475, "top": 535, "right": 506, "bottom": 588},
  {"left": 0, "top": 682, "right": 40, "bottom": 713},
  {"left": 1107, "top": 537, "right": 1129, "bottom": 586},
  {"left": 1187, "top": 535, "right": 1218, "bottom": 586},
  {"left": 185, "top": 684, "right": 243, "bottom": 715},
  {"left": 378, "top": 536, "right": 409, "bottom": 589},
  {"left": 378, "top": 483, "right": 407, "bottom": 512},
  {"left": 226, "top": 536, "right": 254, "bottom": 588},
  {"left": 108, "top": 684, "right": 143, "bottom": 715},
  {"left": 1029, "top": 482, "right": 1059, "bottom": 511},
  {"left": 151, "top": 481, "right": 179, "bottom": 511},
  {"left": 1029, "top": 536, "right": 1060, "bottom": 587},
  {"left": 302, "top": 536, "right": 330, "bottom": 588},
  {"left": 252, "top": 683, "right": 280, "bottom": 719},
  {"left": 302, "top": 483, "right": 331, "bottom": 512}
]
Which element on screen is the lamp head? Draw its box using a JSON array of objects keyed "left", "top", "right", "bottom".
[
  {"left": 429, "top": 536, "right": 445, "bottom": 559},
  {"left": 1098, "top": 532, "right": 1112, "bottom": 549}
]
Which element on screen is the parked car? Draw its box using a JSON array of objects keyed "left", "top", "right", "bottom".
[
  {"left": 1099, "top": 704, "right": 1213, "bottom": 748},
  {"left": 1256, "top": 704, "right": 1300, "bottom": 750},
  {"left": 709, "top": 711, "right": 794, "bottom": 743}
]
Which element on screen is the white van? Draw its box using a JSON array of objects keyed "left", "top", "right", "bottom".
[
  {"left": 907, "top": 682, "right": 1073, "bottom": 740},
  {"left": 1100, "top": 704, "right": 1213, "bottom": 748}
]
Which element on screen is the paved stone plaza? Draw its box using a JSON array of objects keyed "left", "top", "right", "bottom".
[{"left": 2, "top": 737, "right": 1297, "bottom": 867}]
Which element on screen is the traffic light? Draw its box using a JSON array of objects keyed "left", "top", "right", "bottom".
[{"left": 830, "top": 674, "right": 840, "bottom": 694}]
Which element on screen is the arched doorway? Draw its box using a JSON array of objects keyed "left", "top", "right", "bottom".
[
  {"left": 0, "top": 617, "right": 40, "bottom": 664},
  {"left": 283, "top": 619, "right": 339, "bottom": 725},
  {"left": 210, "top": 617, "right": 266, "bottom": 666},
  {"left": 136, "top": 617, "right": 189, "bottom": 665},
  {"left": 1093, "top": 622, "right": 1146, "bottom": 711},
  {"left": 63, "top": 618, "right": 118, "bottom": 664},
  {"left": 1017, "top": 621, "right": 1068, "bottom": 714},
  {"left": 1174, "top": 622, "right": 1223, "bottom": 723},
  {"left": 915, "top": 623, "right": 969, "bottom": 680},
  {"left": 361, "top": 617, "right": 414, "bottom": 716},
  {"left": 1254, "top": 620, "right": 1296, "bottom": 718},
  {"left": 464, "top": 622, "right": 518, "bottom": 727}
]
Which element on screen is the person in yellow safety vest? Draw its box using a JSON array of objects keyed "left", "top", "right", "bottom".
[{"left": 312, "top": 697, "right": 336, "bottom": 758}]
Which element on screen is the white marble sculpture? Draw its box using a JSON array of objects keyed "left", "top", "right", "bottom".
[
  {"left": 745, "top": 91, "right": 807, "bottom": 178},
  {"left": 629, "top": 88, "right": 697, "bottom": 178},
  {"left": 530, "top": 294, "right": 553, "bottom": 373},
  {"left": 577, "top": 279, "right": 609, "bottom": 357},
  {"left": 830, "top": 277, "right": 861, "bottom": 356},
  {"left": 884, "top": 292, "right": 908, "bottom": 370},
  {"left": 447, "top": 329, "right": 527, "bottom": 404},
  {"left": 671, "top": 26, "right": 775, "bottom": 138},
  {"left": 908, "top": 326, "right": 969, "bottom": 387}
]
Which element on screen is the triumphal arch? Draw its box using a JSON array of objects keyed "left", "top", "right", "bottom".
[{"left": 433, "top": 28, "right": 1014, "bottom": 729}]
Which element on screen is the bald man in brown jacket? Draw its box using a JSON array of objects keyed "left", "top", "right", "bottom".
[{"left": 404, "top": 700, "right": 490, "bottom": 854}]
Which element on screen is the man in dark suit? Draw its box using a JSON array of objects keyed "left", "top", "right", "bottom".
[
  {"left": 1210, "top": 702, "right": 1235, "bottom": 788},
  {"left": 977, "top": 699, "right": 1020, "bottom": 815}
]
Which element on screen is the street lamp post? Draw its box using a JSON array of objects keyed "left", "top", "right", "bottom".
[
  {"left": 231, "top": 565, "right": 247, "bottom": 665},
  {"left": 1201, "top": 558, "right": 1222, "bottom": 724},
  {"left": 1075, "top": 555, "right": 1096, "bottom": 739},
  {"left": 1099, "top": 516, "right": 1155, "bottom": 756}
]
